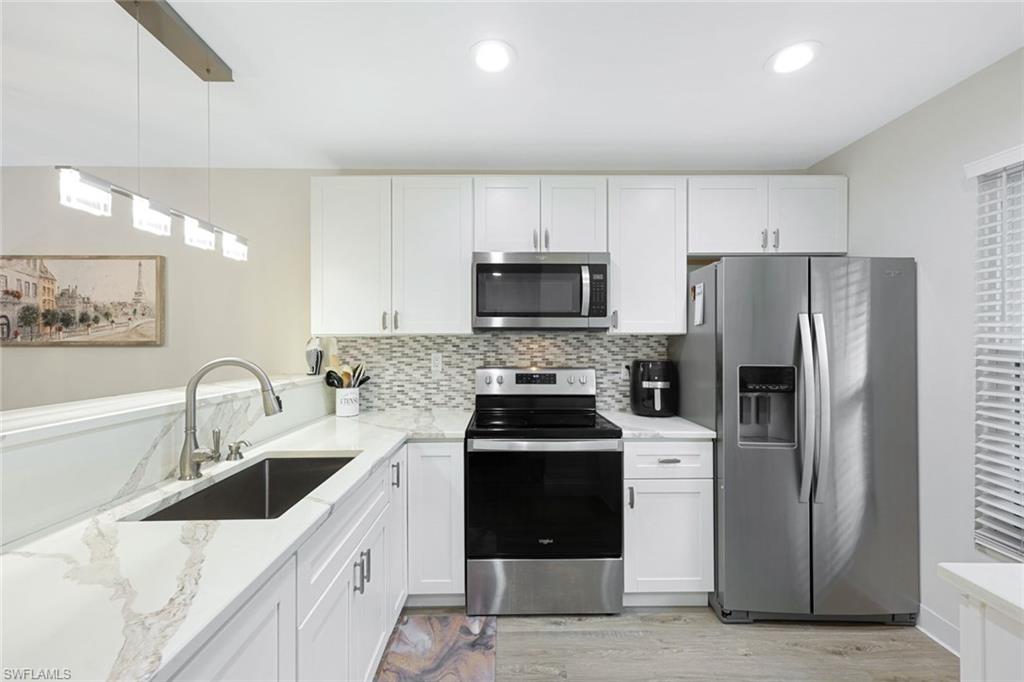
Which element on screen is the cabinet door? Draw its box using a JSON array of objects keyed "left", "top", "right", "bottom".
[
  {"left": 768, "top": 175, "right": 848, "bottom": 254},
  {"left": 688, "top": 176, "right": 768, "bottom": 254},
  {"left": 350, "top": 514, "right": 390, "bottom": 682},
  {"left": 387, "top": 446, "right": 409, "bottom": 623},
  {"left": 540, "top": 176, "right": 608, "bottom": 251},
  {"left": 407, "top": 442, "right": 464, "bottom": 595},
  {"left": 311, "top": 177, "right": 392, "bottom": 335},
  {"left": 624, "top": 479, "right": 713, "bottom": 593},
  {"left": 392, "top": 177, "right": 473, "bottom": 334},
  {"left": 473, "top": 176, "right": 541, "bottom": 252},
  {"left": 297, "top": 550, "right": 356, "bottom": 682},
  {"left": 169, "top": 560, "right": 297, "bottom": 682},
  {"left": 608, "top": 176, "right": 687, "bottom": 334}
]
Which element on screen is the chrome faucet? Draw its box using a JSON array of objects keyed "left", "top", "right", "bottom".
[{"left": 178, "top": 357, "right": 283, "bottom": 480}]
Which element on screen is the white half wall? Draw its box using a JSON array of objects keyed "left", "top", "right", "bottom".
[{"left": 811, "top": 48, "right": 1024, "bottom": 653}]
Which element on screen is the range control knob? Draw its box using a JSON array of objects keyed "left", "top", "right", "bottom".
[
  {"left": 496, "top": 375, "right": 504, "bottom": 385},
  {"left": 567, "top": 376, "right": 575, "bottom": 384},
  {"left": 484, "top": 376, "right": 492, "bottom": 385},
  {"left": 579, "top": 375, "right": 588, "bottom": 384}
]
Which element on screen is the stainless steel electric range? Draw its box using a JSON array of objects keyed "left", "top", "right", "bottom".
[{"left": 464, "top": 367, "right": 624, "bottom": 616}]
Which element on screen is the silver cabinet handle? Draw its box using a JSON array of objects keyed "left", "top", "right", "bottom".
[
  {"left": 532, "top": 230, "right": 539, "bottom": 250},
  {"left": 813, "top": 312, "right": 832, "bottom": 504},
  {"left": 761, "top": 229, "right": 769, "bottom": 250},
  {"left": 798, "top": 313, "right": 816, "bottom": 504},
  {"left": 627, "top": 485, "right": 635, "bottom": 509},
  {"left": 657, "top": 458, "right": 681, "bottom": 464},
  {"left": 393, "top": 310, "right": 399, "bottom": 330},
  {"left": 381, "top": 311, "right": 387, "bottom": 330},
  {"left": 544, "top": 229, "right": 550, "bottom": 250},
  {"left": 392, "top": 462, "right": 401, "bottom": 488},
  {"left": 353, "top": 559, "right": 365, "bottom": 594},
  {"left": 611, "top": 310, "right": 619, "bottom": 330},
  {"left": 362, "top": 548, "right": 372, "bottom": 583},
  {"left": 773, "top": 229, "right": 780, "bottom": 250}
]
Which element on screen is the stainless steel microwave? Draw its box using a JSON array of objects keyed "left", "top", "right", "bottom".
[{"left": 472, "top": 252, "right": 610, "bottom": 330}]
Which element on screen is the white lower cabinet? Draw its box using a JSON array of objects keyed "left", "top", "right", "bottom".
[
  {"left": 407, "top": 442, "right": 464, "bottom": 595},
  {"left": 298, "top": 505, "right": 391, "bottom": 682},
  {"left": 624, "top": 456, "right": 714, "bottom": 595},
  {"left": 167, "top": 559, "right": 297, "bottom": 682},
  {"left": 386, "top": 446, "right": 409, "bottom": 623}
]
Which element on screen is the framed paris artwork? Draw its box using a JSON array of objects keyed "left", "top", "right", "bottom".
[{"left": 0, "top": 255, "right": 165, "bottom": 346}]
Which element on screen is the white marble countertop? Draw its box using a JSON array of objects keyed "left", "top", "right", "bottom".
[
  {"left": 938, "top": 561, "right": 1024, "bottom": 622},
  {"left": 0, "top": 408, "right": 470, "bottom": 682},
  {"left": 600, "top": 410, "right": 716, "bottom": 439}
]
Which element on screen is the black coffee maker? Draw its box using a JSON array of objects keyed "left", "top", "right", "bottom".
[{"left": 629, "top": 360, "right": 677, "bottom": 417}]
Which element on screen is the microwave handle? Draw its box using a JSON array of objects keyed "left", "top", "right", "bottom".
[{"left": 581, "top": 265, "right": 591, "bottom": 316}]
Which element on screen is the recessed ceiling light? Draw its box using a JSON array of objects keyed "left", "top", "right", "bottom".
[
  {"left": 472, "top": 39, "right": 514, "bottom": 73},
  {"left": 766, "top": 41, "right": 821, "bottom": 74}
]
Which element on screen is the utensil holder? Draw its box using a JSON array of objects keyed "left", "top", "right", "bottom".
[{"left": 335, "top": 387, "right": 360, "bottom": 417}]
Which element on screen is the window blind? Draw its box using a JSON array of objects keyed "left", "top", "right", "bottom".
[{"left": 975, "top": 161, "right": 1024, "bottom": 560}]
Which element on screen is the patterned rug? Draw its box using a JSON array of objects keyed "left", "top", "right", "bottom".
[{"left": 375, "top": 614, "right": 497, "bottom": 682}]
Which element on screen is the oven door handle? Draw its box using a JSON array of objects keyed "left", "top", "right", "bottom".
[
  {"left": 581, "top": 265, "right": 591, "bottom": 317},
  {"left": 467, "top": 438, "right": 623, "bottom": 453}
]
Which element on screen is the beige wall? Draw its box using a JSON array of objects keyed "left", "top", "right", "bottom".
[
  {"left": 0, "top": 167, "right": 320, "bottom": 409},
  {"left": 811, "top": 48, "right": 1024, "bottom": 650}
]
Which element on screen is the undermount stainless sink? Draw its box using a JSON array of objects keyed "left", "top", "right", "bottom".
[{"left": 140, "top": 455, "right": 354, "bottom": 521}]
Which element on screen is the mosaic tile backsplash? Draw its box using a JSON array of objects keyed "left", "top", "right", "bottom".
[{"left": 332, "top": 333, "right": 670, "bottom": 411}]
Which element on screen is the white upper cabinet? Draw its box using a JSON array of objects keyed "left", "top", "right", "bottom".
[
  {"left": 688, "top": 175, "right": 847, "bottom": 255},
  {"left": 474, "top": 176, "right": 541, "bottom": 252},
  {"left": 311, "top": 177, "right": 392, "bottom": 335},
  {"left": 608, "top": 176, "right": 687, "bottom": 335},
  {"left": 540, "top": 176, "right": 607, "bottom": 251},
  {"left": 688, "top": 176, "right": 768, "bottom": 254},
  {"left": 392, "top": 176, "right": 473, "bottom": 334},
  {"left": 767, "top": 175, "right": 848, "bottom": 254}
]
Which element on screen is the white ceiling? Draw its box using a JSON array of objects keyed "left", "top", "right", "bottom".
[{"left": 2, "top": 1, "right": 1022, "bottom": 170}]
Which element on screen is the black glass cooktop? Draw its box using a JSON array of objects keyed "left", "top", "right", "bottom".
[{"left": 466, "top": 409, "right": 622, "bottom": 440}]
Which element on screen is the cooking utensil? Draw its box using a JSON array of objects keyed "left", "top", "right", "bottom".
[{"left": 324, "top": 370, "right": 343, "bottom": 388}]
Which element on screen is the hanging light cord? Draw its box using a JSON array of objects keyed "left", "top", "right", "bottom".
[
  {"left": 207, "top": 81, "right": 212, "bottom": 223},
  {"left": 135, "top": 1, "right": 141, "bottom": 194}
]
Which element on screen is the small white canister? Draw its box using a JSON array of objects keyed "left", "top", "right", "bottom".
[{"left": 335, "top": 387, "right": 360, "bottom": 417}]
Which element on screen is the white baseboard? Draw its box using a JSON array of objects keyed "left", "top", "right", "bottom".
[
  {"left": 918, "top": 604, "right": 960, "bottom": 657},
  {"left": 623, "top": 593, "right": 709, "bottom": 608},
  {"left": 406, "top": 594, "right": 466, "bottom": 608}
]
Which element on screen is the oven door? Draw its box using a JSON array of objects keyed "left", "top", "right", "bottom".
[
  {"left": 465, "top": 439, "right": 623, "bottom": 560},
  {"left": 472, "top": 253, "right": 608, "bottom": 329}
]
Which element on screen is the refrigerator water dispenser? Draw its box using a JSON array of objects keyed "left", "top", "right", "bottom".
[{"left": 737, "top": 365, "right": 796, "bottom": 447}]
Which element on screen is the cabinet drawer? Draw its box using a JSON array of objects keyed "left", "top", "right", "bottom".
[
  {"left": 624, "top": 441, "right": 712, "bottom": 479},
  {"left": 297, "top": 464, "right": 389, "bottom": 622}
]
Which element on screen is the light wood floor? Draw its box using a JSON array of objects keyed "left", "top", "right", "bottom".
[{"left": 495, "top": 608, "right": 958, "bottom": 682}]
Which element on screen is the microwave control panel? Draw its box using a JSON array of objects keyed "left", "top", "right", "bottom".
[{"left": 589, "top": 266, "right": 607, "bottom": 316}]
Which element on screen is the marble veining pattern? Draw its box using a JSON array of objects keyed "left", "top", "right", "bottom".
[
  {"left": 333, "top": 333, "right": 669, "bottom": 412},
  {"left": 1, "top": 412, "right": 464, "bottom": 681},
  {"left": 376, "top": 614, "right": 496, "bottom": 682}
]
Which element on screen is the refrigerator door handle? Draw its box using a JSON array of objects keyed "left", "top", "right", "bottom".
[
  {"left": 812, "top": 312, "right": 832, "bottom": 504},
  {"left": 798, "top": 313, "right": 816, "bottom": 504}
]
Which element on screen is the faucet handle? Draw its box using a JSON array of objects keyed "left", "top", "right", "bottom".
[
  {"left": 226, "top": 440, "right": 252, "bottom": 461},
  {"left": 211, "top": 429, "right": 222, "bottom": 461}
]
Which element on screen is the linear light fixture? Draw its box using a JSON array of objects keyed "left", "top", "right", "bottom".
[
  {"left": 54, "top": 166, "right": 250, "bottom": 261},
  {"left": 58, "top": 168, "right": 113, "bottom": 217},
  {"left": 221, "top": 231, "right": 248, "bottom": 261},
  {"left": 183, "top": 216, "right": 217, "bottom": 250}
]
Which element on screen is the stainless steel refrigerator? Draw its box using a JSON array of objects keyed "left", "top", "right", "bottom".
[{"left": 670, "top": 257, "right": 919, "bottom": 624}]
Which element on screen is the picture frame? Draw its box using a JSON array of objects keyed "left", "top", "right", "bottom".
[{"left": 0, "top": 255, "right": 165, "bottom": 346}]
